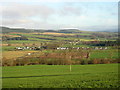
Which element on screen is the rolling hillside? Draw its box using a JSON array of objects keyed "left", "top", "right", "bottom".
[{"left": 1, "top": 26, "right": 118, "bottom": 43}]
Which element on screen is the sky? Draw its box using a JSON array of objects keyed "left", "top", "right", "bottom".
[{"left": 0, "top": 0, "right": 118, "bottom": 31}]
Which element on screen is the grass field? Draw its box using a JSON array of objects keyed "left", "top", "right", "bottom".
[
  {"left": 2, "top": 63, "right": 119, "bottom": 88},
  {"left": 90, "top": 49, "right": 118, "bottom": 59}
]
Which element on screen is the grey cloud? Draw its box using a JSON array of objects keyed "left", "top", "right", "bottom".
[
  {"left": 2, "top": 3, "right": 55, "bottom": 20},
  {"left": 60, "top": 6, "right": 82, "bottom": 16},
  {"left": 2, "top": 17, "right": 56, "bottom": 29},
  {"left": 79, "top": 25, "right": 118, "bottom": 31},
  {"left": 2, "top": 18, "right": 33, "bottom": 26},
  {"left": 1, "top": 3, "right": 56, "bottom": 28}
]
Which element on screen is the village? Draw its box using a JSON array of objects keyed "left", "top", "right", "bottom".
[{"left": 15, "top": 46, "right": 108, "bottom": 50}]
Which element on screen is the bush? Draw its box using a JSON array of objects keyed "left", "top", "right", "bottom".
[
  {"left": 2, "top": 59, "right": 14, "bottom": 66},
  {"left": 88, "top": 59, "right": 94, "bottom": 64},
  {"left": 80, "top": 59, "right": 88, "bottom": 65}
]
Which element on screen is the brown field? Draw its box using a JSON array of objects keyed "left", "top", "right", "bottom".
[
  {"left": 2, "top": 51, "right": 39, "bottom": 60},
  {"left": 2, "top": 44, "right": 23, "bottom": 46},
  {"left": 7, "top": 32, "right": 75, "bottom": 36},
  {"left": 2, "top": 43, "right": 42, "bottom": 46},
  {"left": 9, "top": 32, "right": 40, "bottom": 35},
  {"left": 2, "top": 34, "right": 21, "bottom": 37},
  {"left": 0, "top": 34, "right": 2, "bottom": 37},
  {"left": 9, "top": 32, "right": 25, "bottom": 34},
  {"left": 42, "top": 32, "right": 74, "bottom": 36}
]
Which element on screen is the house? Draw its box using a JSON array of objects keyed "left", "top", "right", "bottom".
[
  {"left": 94, "top": 47, "right": 98, "bottom": 50},
  {"left": 28, "top": 53, "right": 31, "bottom": 55},
  {"left": 104, "top": 47, "right": 108, "bottom": 50},
  {"left": 16, "top": 47, "right": 23, "bottom": 50},
  {"left": 99, "top": 47, "right": 103, "bottom": 50},
  {"left": 57, "top": 47, "right": 68, "bottom": 50}
]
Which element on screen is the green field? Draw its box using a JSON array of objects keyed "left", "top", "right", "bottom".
[
  {"left": 2, "top": 63, "right": 119, "bottom": 88},
  {"left": 90, "top": 49, "right": 118, "bottom": 59}
]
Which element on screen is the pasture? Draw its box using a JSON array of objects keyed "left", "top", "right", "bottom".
[
  {"left": 2, "top": 63, "right": 119, "bottom": 88},
  {"left": 90, "top": 49, "right": 118, "bottom": 59}
]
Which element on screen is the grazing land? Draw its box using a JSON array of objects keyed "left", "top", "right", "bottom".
[{"left": 2, "top": 64, "right": 119, "bottom": 88}]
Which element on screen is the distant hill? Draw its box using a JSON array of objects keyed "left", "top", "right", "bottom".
[
  {"left": 95, "top": 31, "right": 118, "bottom": 33},
  {"left": 0, "top": 26, "right": 118, "bottom": 41},
  {"left": 0, "top": 26, "right": 83, "bottom": 33},
  {"left": 0, "top": 26, "right": 118, "bottom": 34},
  {"left": 0, "top": 27, "right": 34, "bottom": 33},
  {"left": 57, "top": 29, "right": 82, "bottom": 33},
  {"left": 0, "top": 26, "right": 59, "bottom": 33},
  {"left": 95, "top": 29, "right": 118, "bottom": 33}
]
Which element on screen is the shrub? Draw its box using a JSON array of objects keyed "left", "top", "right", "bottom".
[
  {"left": 88, "top": 59, "right": 94, "bottom": 64},
  {"left": 80, "top": 59, "right": 88, "bottom": 65}
]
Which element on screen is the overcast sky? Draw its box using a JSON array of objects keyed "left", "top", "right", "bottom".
[{"left": 0, "top": 0, "right": 118, "bottom": 31}]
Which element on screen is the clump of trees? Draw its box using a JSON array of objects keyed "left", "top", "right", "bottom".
[
  {"left": 75, "top": 40, "right": 118, "bottom": 48},
  {"left": 90, "top": 41, "right": 118, "bottom": 47}
]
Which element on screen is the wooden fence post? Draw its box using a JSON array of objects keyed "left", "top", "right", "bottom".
[
  {"left": 70, "top": 64, "right": 71, "bottom": 72},
  {"left": 69, "top": 56, "right": 72, "bottom": 72}
]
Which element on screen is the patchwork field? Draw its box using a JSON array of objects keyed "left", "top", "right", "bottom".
[
  {"left": 2, "top": 64, "right": 119, "bottom": 88},
  {"left": 1, "top": 26, "right": 119, "bottom": 88}
]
